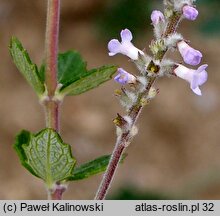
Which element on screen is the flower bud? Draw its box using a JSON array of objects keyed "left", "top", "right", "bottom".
[
  {"left": 177, "top": 41, "right": 202, "bottom": 66},
  {"left": 114, "top": 68, "right": 136, "bottom": 85},
  {"left": 151, "top": 10, "right": 165, "bottom": 25},
  {"left": 182, "top": 5, "right": 198, "bottom": 21}
]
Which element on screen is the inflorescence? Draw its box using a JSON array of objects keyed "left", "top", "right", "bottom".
[{"left": 108, "top": 0, "right": 207, "bottom": 98}]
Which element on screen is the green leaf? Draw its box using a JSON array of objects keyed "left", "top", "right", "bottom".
[
  {"left": 59, "top": 65, "right": 117, "bottom": 96},
  {"left": 39, "top": 51, "right": 117, "bottom": 96},
  {"left": 39, "top": 51, "right": 88, "bottom": 87},
  {"left": 14, "top": 130, "right": 39, "bottom": 178},
  {"left": 14, "top": 128, "right": 76, "bottom": 187},
  {"left": 58, "top": 51, "right": 87, "bottom": 87},
  {"left": 68, "top": 153, "right": 127, "bottom": 181},
  {"left": 39, "top": 63, "right": 46, "bottom": 83},
  {"left": 9, "top": 37, "right": 45, "bottom": 96}
]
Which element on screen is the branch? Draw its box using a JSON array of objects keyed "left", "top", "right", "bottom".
[{"left": 95, "top": 13, "right": 182, "bottom": 200}]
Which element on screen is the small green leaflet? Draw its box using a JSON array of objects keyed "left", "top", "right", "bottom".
[
  {"left": 9, "top": 37, "right": 45, "bottom": 96},
  {"left": 59, "top": 65, "right": 117, "bottom": 96},
  {"left": 68, "top": 154, "right": 127, "bottom": 181},
  {"left": 56, "top": 51, "right": 117, "bottom": 95},
  {"left": 14, "top": 129, "right": 76, "bottom": 187},
  {"left": 58, "top": 51, "right": 88, "bottom": 87},
  {"left": 39, "top": 51, "right": 88, "bottom": 86}
]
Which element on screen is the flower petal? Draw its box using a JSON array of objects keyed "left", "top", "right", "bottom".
[
  {"left": 192, "top": 86, "right": 202, "bottom": 96},
  {"left": 197, "top": 70, "right": 208, "bottom": 86},
  {"left": 174, "top": 64, "right": 193, "bottom": 82},
  {"left": 175, "top": 64, "right": 208, "bottom": 96},
  {"left": 191, "top": 73, "right": 198, "bottom": 89},
  {"left": 120, "top": 29, "right": 133, "bottom": 42},
  {"left": 108, "top": 39, "right": 121, "bottom": 56},
  {"left": 193, "top": 64, "right": 208, "bottom": 86},
  {"left": 184, "top": 49, "right": 202, "bottom": 65},
  {"left": 114, "top": 74, "right": 127, "bottom": 85},
  {"left": 197, "top": 64, "right": 208, "bottom": 73}
]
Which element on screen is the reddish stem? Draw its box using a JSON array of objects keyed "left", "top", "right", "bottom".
[
  {"left": 44, "top": 0, "right": 60, "bottom": 132},
  {"left": 95, "top": 140, "right": 126, "bottom": 200},
  {"left": 45, "top": 0, "right": 60, "bottom": 97},
  {"left": 48, "top": 185, "right": 66, "bottom": 200},
  {"left": 44, "top": 0, "right": 62, "bottom": 200}
]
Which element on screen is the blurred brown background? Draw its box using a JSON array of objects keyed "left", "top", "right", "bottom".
[{"left": 0, "top": 0, "right": 219, "bottom": 199}]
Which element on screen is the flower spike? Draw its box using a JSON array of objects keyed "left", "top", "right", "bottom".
[{"left": 108, "top": 29, "right": 144, "bottom": 60}]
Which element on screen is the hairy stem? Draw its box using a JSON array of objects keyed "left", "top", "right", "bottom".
[
  {"left": 95, "top": 140, "right": 126, "bottom": 200},
  {"left": 164, "top": 12, "right": 182, "bottom": 37},
  {"left": 95, "top": 13, "right": 182, "bottom": 200},
  {"left": 44, "top": 0, "right": 62, "bottom": 200},
  {"left": 94, "top": 81, "right": 152, "bottom": 200}
]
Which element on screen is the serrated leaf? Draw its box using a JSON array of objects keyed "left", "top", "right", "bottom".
[
  {"left": 9, "top": 37, "right": 45, "bottom": 96},
  {"left": 39, "top": 51, "right": 117, "bottom": 96},
  {"left": 59, "top": 65, "right": 117, "bottom": 96},
  {"left": 14, "top": 130, "right": 40, "bottom": 178},
  {"left": 68, "top": 153, "right": 127, "bottom": 181},
  {"left": 14, "top": 128, "right": 76, "bottom": 187}
]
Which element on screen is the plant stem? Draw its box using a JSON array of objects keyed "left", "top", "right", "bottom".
[
  {"left": 44, "top": 0, "right": 60, "bottom": 132},
  {"left": 44, "top": 0, "right": 62, "bottom": 199},
  {"left": 45, "top": 0, "right": 60, "bottom": 98},
  {"left": 48, "top": 184, "right": 66, "bottom": 200},
  {"left": 45, "top": 100, "right": 60, "bottom": 132},
  {"left": 94, "top": 81, "right": 152, "bottom": 200},
  {"left": 94, "top": 139, "right": 126, "bottom": 200},
  {"left": 95, "top": 13, "right": 182, "bottom": 200}
]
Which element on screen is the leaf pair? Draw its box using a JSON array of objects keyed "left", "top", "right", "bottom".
[
  {"left": 14, "top": 129, "right": 126, "bottom": 187},
  {"left": 10, "top": 37, "right": 121, "bottom": 187},
  {"left": 9, "top": 37, "right": 117, "bottom": 98}
]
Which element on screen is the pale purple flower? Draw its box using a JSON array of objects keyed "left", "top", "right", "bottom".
[
  {"left": 174, "top": 64, "right": 208, "bottom": 96},
  {"left": 151, "top": 10, "right": 165, "bottom": 25},
  {"left": 108, "top": 29, "right": 144, "bottom": 60},
  {"left": 177, "top": 41, "right": 202, "bottom": 66},
  {"left": 182, "top": 5, "right": 198, "bottom": 21},
  {"left": 114, "top": 68, "right": 136, "bottom": 85}
]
